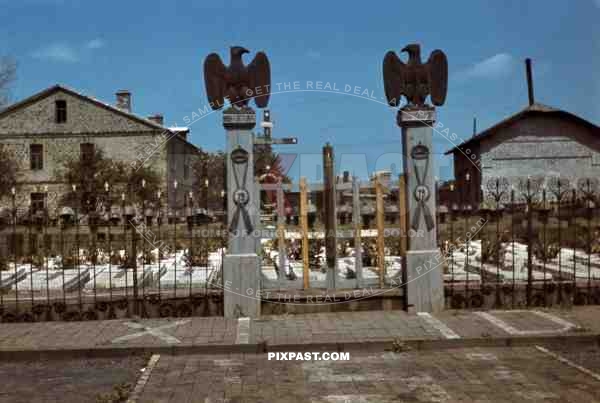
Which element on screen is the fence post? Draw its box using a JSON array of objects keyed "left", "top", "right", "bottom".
[
  {"left": 542, "top": 187, "right": 548, "bottom": 305},
  {"left": 585, "top": 181, "right": 594, "bottom": 301},
  {"left": 44, "top": 192, "right": 50, "bottom": 314},
  {"left": 510, "top": 188, "right": 516, "bottom": 308},
  {"left": 571, "top": 188, "right": 577, "bottom": 304},
  {"left": 277, "top": 180, "right": 286, "bottom": 288},
  {"left": 526, "top": 184, "right": 533, "bottom": 308},
  {"left": 352, "top": 176, "right": 363, "bottom": 288},
  {"left": 156, "top": 190, "right": 162, "bottom": 302},
  {"left": 28, "top": 208, "right": 33, "bottom": 313},
  {"left": 398, "top": 174, "right": 408, "bottom": 309},
  {"left": 172, "top": 186, "right": 177, "bottom": 300},
  {"left": 323, "top": 143, "right": 337, "bottom": 289},
  {"left": 120, "top": 194, "right": 128, "bottom": 312},
  {"left": 131, "top": 204, "right": 139, "bottom": 316},
  {"left": 463, "top": 175, "right": 471, "bottom": 308},
  {"left": 187, "top": 193, "right": 193, "bottom": 307},
  {"left": 376, "top": 175, "right": 385, "bottom": 289},
  {"left": 300, "top": 177, "right": 310, "bottom": 290},
  {"left": 75, "top": 190, "right": 82, "bottom": 314},
  {"left": 12, "top": 189, "right": 18, "bottom": 315}
]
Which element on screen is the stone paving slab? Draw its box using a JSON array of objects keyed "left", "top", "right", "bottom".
[
  {"left": 432, "top": 309, "right": 582, "bottom": 338},
  {"left": 251, "top": 311, "right": 442, "bottom": 345},
  {"left": 0, "top": 307, "right": 597, "bottom": 359},
  {"left": 493, "top": 311, "right": 564, "bottom": 330},
  {"left": 136, "top": 347, "right": 600, "bottom": 403},
  {"left": 542, "top": 306, "right": 600, "bottom": 333},
  {"left": 0, "top": 355, "right": 146, "bottom": 403}
]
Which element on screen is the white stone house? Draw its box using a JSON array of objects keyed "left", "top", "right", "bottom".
[
  {"left": 0, "top": 84, "right": 200, "bottom": 219},
  {"left": 445, "top": 103, "right": 600, "bottom": 206}
]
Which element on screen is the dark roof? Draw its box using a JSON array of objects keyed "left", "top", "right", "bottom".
[
  {"left": 445, "top": 103, "right": 600, "bottom": 155},
  {"left": 0, "top": 84, "right": 175, "bottom": 132}
]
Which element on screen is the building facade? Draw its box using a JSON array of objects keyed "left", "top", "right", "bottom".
[
  {"left": 445, "top": 103, "right": 600, "bottom": 207},
  {"left": 0, "top": 85, "right": 200, "bottom": 219}
]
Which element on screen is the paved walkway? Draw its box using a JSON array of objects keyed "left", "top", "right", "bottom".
[
  {"left": 135, "top": 346, "right": 600, "bottom": 403},
  {"left": 0, "top": 306, "right": 599, "bottom": 358},
  {"left": 0, "top": 355, "right": 146, "bottom": 403}
]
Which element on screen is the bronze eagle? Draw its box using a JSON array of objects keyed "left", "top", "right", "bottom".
[
  {"left": 203, "top": 46, "right": 271, "bottom": 110},
  {"left": 383, "top": 44, "right": 448, "bottom": 107}
]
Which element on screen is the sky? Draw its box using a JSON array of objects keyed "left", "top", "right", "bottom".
[{"left": 1, "top": 0, "right": 598, "bottom": 182}]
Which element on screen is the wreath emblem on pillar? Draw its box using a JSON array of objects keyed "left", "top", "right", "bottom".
[
  {"left": 229, "top": 147, "right": 253, "bottom": 234},
  {"left": 410, "top": 143, "right": 434, "bottom": 232}
]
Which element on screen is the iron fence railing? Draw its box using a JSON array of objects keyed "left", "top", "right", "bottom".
[
  {"left": 439, "top": 177, "right": 600, "bottom": 309},
  {"left": 2, "top": 175, "right": 598, "bottom": 321},
  {"left": 0, "top": 197, "right": 226, "bottom": 322}
]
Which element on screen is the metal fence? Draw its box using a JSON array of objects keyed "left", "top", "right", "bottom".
[
  {"left": 0, "top": 175, "right": 407, "bottom": 322},
  {"left": 257, "top": 177, "right": 406, "bottom": 294},
  {"left": 439, "top": 177, "right": 600, "bottom": 309},
  {"left": 2, "top": 175, "right": 598, "bottom": 321},
  {"left": 0, "top": 193, "right": 227, "bottom": 322}
]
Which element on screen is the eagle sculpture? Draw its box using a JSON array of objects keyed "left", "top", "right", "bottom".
[
  {"left": 383, "top": 44, "right": 448, "bottom": 107},
  {"left": 203, "top": 46, "right": 271, "bottom": 110}
]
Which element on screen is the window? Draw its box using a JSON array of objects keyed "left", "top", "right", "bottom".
[
  {"left": 55, "top": 100, "right": 67, "bottom": 123},
  {"left": 29, "top": 234, "right": 38, "bottom": 251},
  {"left": 30, "top": 144, "right": 43, "bottom": 170},
  {"left": 30, "top": 193, "right": 45, "bottom": 214},
  {"left": 80, "top": 143, "right": 95, "bottom": 162}
]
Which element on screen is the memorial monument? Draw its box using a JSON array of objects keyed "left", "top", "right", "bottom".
[
  {"left": 204, "top": 46, "right": 271, "bottom": 317},
  {"left": 383, "top": 43, "right": 448, "bottom": 312}
]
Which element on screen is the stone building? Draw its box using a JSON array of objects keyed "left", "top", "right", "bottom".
[
  {"left": 0, "top": 84, "right": 200, "bottom": 218},
  {"left": 445, "top": 103, "right": 600, "bottom": 206},
  {"left": 261, "top": 170, "right": 402, "bottom": 227}
]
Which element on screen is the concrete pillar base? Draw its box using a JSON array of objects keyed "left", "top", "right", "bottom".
[
  {"left": 405, "top": 249, "right": 444, "bottom": 313},
  {"left": 223, "top": 253, "right": 261, "bottom": 318}
]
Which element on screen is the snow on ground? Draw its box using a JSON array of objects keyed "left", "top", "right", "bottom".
[
  {"left": 14, "top": 267, "right": 90, "bottom": 292},
  {"left": 446, "top": 240, "right": 600, "bottom": 282},
  {"left": 4, "top": 241, "right": 598, "bottom": 292},
  {"left": 261, "top": 254, "right": 404, "bottom": 288},
  {"left": 1, "top": 248, "right": 226, "bottom": 292}
]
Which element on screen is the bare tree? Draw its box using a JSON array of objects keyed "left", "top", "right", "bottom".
[
  {"left": 0, "top": 145, "right": 16, "bottom": 195},
  {"left": 0, "top": 57, "right": 17, "bottom": 192},
  {"left": 193, "top": 150, "right": 226, "bottom": 211},
  {"left": 59, "top": 149, "right": 161, "bottom": 215},
  {"left": 0, "top": 56, "right": 16, "bottom": 107},
  {"left": 192, "top": 146, "right": 291, "bottom": 204}
]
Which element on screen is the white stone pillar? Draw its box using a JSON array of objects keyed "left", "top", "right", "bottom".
[
  {"left": 400, "top": 107, "right": 444, "bottom": 313},
  {"left": 222, "top": 107, "right": 261, "bottom": 318}
]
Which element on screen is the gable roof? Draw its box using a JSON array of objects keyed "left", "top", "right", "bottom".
[
  {"left": 445, "top": 103, "right": 600, "bottom": 155},
  {"left": 0, "top": 84, "right": 170, "bottom": 132}
]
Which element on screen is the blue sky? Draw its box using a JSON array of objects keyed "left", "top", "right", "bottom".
[{"left": 1, "top": 0, "right": 598, "bottom": 181}]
